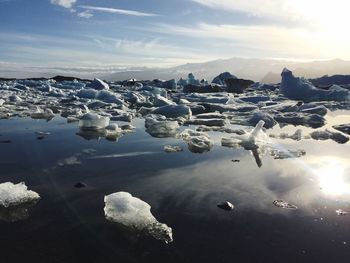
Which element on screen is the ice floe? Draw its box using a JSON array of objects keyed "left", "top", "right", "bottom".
[
  {"left": 0, "top": 182, "right": 40, "bottom": 208},
  {"left": 104, "top": 192, "right": 173, "bottom": 243}
]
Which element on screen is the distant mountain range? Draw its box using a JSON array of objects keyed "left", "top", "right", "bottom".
[
  {"left": 103, "top": 58, "right": 350, "bottom": 84},
  {"left": 2, "top": 58, "right": 350, "bottom": 83}
]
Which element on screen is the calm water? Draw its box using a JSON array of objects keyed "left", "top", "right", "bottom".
[{"left": 1, "top": 113, "right": 350, "bottom": 263}]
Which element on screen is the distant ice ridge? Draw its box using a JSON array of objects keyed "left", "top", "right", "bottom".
[
  {"left": 104, "top": 192, "right": 173, "bottom": 243},
  {"left": 280, "top": 68, "right": 350, "bottom": 102},
  {"left": 0, "top": 182, "right": 40, "bottom": 208}
]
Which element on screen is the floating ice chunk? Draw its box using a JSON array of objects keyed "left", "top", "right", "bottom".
[
  {"left": 97, "top": 90, "right": 124, "bottom": 104},
  {"left": 179, "top": 129, "right": 213, "bottom": 153},
  {"left": 272, "top": 129, "right": 303, "bottom": 141},
  {"left": 280, "top": 68, "right": 350, "bottom": 102},
  {"left": 248, "top": 112, "right": 276, "bottom": 129},
  {"left": 274, "top": 113, "right": 326, "bottom": 128},
  {"left": 333, "top": 124, "right": 350, "bottom": 135},
  {"left": 298, "top": 104, "right": 327, "bottom": 116},
  {"left": 164, "top": 145, "right": 183, "bottom": 153},
  {"left": 310, "top": 129, "right": 349, "bottom": 144},
  {"left": 78, "top": 113, "right": 109, "bottom": 130},
  {"left": 273, "top": 200, "right": 297, "bottom": 209},
  {"left": 30, "top": 107, "right": 55, "bottom": 120},
  {"left": 86, "top": 78, "right": 109, "bottom": 90},
  {"left": 270, "top": 149, "right": 306, "bottom": 159},
  {"left": 188, "top": 135, "right": 213, "bottom": 153},
  {"left": 152, "top": 105, "right": 192, "bottom": 120},
  {"left": 186, "top": 118, "right": 226, "bottom": 127},
  {"left": 0, "top": 182, "right": 40, "bottom": 208},
  {"left": 221, "top": 120, "right": 267, "bottom": 151},
  {"left": 104, "top": 192, "right": 173, "bottom": 243},
  {"left": 61, "top": 108, "right": 83, "bottom": 118},
  {"left": 146, "top": 121, "right": 179, "bottom": 138},
  {"left": 120, "top": 124, "right": 136, "bottom": 132},
  {"left": 221, "top": 137, "right": 241, "bottom": 148},
  {"left": 0, "top": 99, "right": 4, "bottom": 106},
  {"left": 76, "top": 88, "right": 98, "bottom": 99},
  {"left": 195, "top": 112, "right": 226, "bottom": 119},
  {"left": 105, "top": 124, "right": 123, "bottom": 141},
  {"left": 152, "top": 95, "right": 176, "bottom": 107},
  {"left": 76, "top": 89, "right": 124, "bottom": 104},
  {"left": 248, "top": 120, "right": 266, "bottom": 144},
  {"left": 145, "top": 115, "right": 179, "bottom": 138}
]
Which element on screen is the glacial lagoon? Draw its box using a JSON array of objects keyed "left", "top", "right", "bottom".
[{"left": 1, "top": 73, "right": 350, "bottom": 262}]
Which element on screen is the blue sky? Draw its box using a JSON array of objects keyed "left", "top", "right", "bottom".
[{"left": 1, "top": 0, "right": 350, "bottom": 75}]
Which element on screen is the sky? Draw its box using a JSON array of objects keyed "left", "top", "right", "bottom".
[{"left": 1, "top": 0, "right": 350, "bottom": 76}]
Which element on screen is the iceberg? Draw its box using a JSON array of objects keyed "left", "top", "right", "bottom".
[
  {"left": 145, "top": 115, "right": 179, "bottom": 138},
  {"left": 0, "top": 182, "right": 40, "bottom": 208},
  {"left": 280, "top": 68, "right": 350, "bottom": 102},
  {"left": 104, "top": 192, "right": 173, "bottom": 243},
  {"left": 78, "top": 113, "right": 110, "bottom": 130},
  {"left": 212, "top": 72, "right": 236, "bottom": 86}
]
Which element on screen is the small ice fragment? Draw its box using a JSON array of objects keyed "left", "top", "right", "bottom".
[
  {"left": 0, "top": 182, "right": 40, "bottom": 208},
  {"left": 104, "top": 192, "right": 173, "bottom": 243},
  {"left": 217, "top": 201, "right": 234, "bottom": 211},
  {"left": 57, "top": 156, "right": 81, "bottom": 167},
  {"left": 164, "top": 145, "right": 183, "bottom": 153},
  {"left": 270, "top": 149, "right": 306, "bottom": 159},
  {"left": 336, "top": 209, "right": 348, "bottom": 216},
  {"left": 273, "top": 200, "right": 298, "bottom": 209},
  {"left": 35, "top": 131, "right": 50, "bottom": 136}
]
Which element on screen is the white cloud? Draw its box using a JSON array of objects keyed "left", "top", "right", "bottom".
[
  {"left": 146, "top": 22, "right": 350, "bottom": 60},
  {"left": 50, "top": 0, "right": 76, "bottom": 9},
  {"left": 79, "top": 5, "right": 159, "bottom": 17},
  {"left": 191, "top": 0, "right": 350, "bottom": 29},
  {"left": 77, "top": 11, "right": 93, "bottom": 19}
]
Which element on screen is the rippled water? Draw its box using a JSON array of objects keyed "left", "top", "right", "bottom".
[{"left": 1, "top": 112, "right": 350, "bottom": 263}]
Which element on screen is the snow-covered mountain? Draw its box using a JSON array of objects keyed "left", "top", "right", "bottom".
[{"left": 103, "top": 58, "right": 350, "bottom": 84}]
